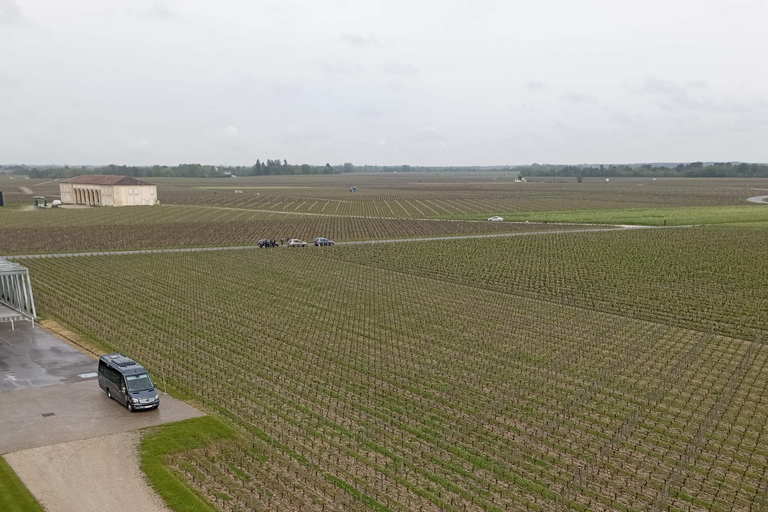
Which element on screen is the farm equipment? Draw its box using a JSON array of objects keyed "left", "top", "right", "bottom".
[{"left": 33, "top": 196, "right": 47, "bottom": 209}]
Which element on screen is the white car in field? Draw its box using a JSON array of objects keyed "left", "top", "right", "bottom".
[
  {"left": 488, "top": 216, "right": 504, "bottom": 222},
  {"left": 287, "top": 239, "right": 307, "bottom": 247}
]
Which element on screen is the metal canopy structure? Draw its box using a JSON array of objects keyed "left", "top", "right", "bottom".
[{"left": 0, "top": 259, "right": 37, "bottom": 327}]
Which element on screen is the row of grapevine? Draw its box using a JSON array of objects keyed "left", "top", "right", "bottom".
[
  {"left": 319, "top": 228, "right": 768, "bottom": 341},
  {"left": 20, "top": 236, "right": 768, "bottom": 511},
  {"left": 0, "top": 217, "right": 575, "bottom": 255}
]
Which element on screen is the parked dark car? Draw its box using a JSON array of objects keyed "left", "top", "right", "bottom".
[
  {"left": 314, "top": 237, "right": 335, "bottom": 246},
  {"left": 258, "top": 239, "right": 278, "bottom": 248}
]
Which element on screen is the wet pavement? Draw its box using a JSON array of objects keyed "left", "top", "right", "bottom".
[
  {"left": 0, "top": 321, "right": 97, "bottom": 392},
  {"left": 0, "top": 379, "right": 204, "bottom": 454},
  {"left": 0, "top": 322, "right": 203, "bottom": 454}
]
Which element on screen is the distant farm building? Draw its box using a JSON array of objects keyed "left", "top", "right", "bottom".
[{"left": 59, "top": 175, "right": 158, "bottom": 206}]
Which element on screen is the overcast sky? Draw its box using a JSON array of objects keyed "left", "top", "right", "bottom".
[{"left": 1, "top": 0, "right": 767, "bottom": 166}]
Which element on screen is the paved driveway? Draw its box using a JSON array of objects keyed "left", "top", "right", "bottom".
[
  {"left": 0, "top": 322, "right": 203, "bottom": 454},
  {"left": 0, "top": 379, "right": 203, "bottom": 454},
  {"left": 0, "top": 321, "right": 96, "bottom": 392}
]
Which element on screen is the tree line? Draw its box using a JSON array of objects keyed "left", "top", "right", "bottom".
[
  {"left": 20, "top": 161, "right": 339, "bottom": 179},
  {"left": 517, "top": 162, "right": 768, "bottom": 178},
  {"left": 6, "top": 161, "right": 768, "bottom": 179}
]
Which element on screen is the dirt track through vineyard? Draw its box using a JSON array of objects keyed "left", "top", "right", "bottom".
[{"left": 5, "top": 224, "right": 693, "bottom": 260}]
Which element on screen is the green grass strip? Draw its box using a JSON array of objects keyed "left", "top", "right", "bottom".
[
  {"left": 0, "top": 456, "right": 44, "bottom": 512},
  {"left": 443, "top": 205, "right": 768, "bottom": 226},
  {"left": 140, "top": 416, "right": 238, "bottom": 512}
]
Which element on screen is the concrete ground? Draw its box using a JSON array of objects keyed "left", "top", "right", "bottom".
[
  {"left": 0, "top": 317, "right": 96, "bottom": 392},
  {"left": 0, "top": 320, "right": 204, "bottom": 511},
  {"left": 5, "top": 431, "right": 170, "bottom": 512},
  {"left": 0, "top": 379, "right": 204, "bottom": 454}
]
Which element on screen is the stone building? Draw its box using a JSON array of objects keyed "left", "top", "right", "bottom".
[{"left": 59, "top": 175, "right": 158, "bottom": 206}]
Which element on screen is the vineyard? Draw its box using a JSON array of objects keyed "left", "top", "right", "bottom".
[
  {"left": 317, "top": 227, "right": 768, "bottom": 342},
  {"left": 157, "top": 175, "right": 768, "bottom": 219},
  {"left": 19, "top": 226, "right": 768, "bottom": 512},
  {"left": 0, "top": 177, "right": 61, "bottom": 206},
  {"left": 4, "top": 175, "right": 767, "bottom": 218},
  {"left": 0, "top": 206, "right": 576, "bottom": 254},
  {"left": 2, "top": 175, "right": 767, "bottom": 254}
]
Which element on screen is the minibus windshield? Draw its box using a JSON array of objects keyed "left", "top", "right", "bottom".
[{"left": 126, "top": 373, "right": 154, "bottom": 393}]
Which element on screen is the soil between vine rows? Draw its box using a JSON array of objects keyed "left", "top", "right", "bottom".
[{"left": 19, "top": 226, "right": 768, "bottom": 512}]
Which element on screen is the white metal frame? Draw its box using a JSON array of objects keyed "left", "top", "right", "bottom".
[{"left": 0, "top": 259, "right": 37, "bottom": 327}]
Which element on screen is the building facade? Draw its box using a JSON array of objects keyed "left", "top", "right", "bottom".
[{"left": 59, "top": 175, "right": 158, "bottom": 206}]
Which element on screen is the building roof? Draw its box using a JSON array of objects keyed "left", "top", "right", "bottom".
[
  {"left": 59, "top": 175, "right": 153, "bottom": 186},
  {"left": 0, "top": 258, "right": 28, "bottom": 276}
]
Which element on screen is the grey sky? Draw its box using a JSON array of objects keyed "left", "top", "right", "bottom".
[{"left": 1, "top": 0, "right": 766, "bottom": 166}]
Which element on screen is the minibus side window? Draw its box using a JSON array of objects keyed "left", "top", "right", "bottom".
[{"left": 107, "top": 366, "right": 121, "bottom": 385}]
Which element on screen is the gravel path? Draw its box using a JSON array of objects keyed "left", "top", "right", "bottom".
[
  {"left": 747, "top": 195, "right": 768, "bottom": 204},
  {"left": 4, "top": 432, "right": 169, "bottom": 512},
  {"left": 4, "top": 224, "right": 693, "bottom": 260}
]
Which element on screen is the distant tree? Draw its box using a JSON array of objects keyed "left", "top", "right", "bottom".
[
  {"left": 16, "top": 160, "right": 768, "bottom": 179},
  {"left": 576, "top": 173, "right": 583, "bottom": 183}
]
